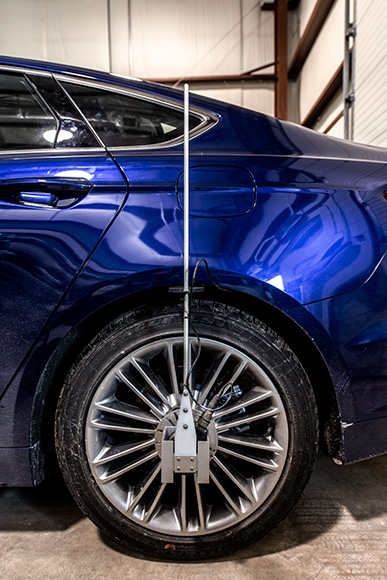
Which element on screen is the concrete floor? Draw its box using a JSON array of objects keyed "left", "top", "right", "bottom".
[{"left": 1, "top": 453, "right": 387, "bottom": 580}]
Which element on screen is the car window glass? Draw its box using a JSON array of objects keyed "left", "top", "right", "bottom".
[
  {"left": 0, "top": 73, "right": 58, "bottom": 150},
  {"left": 61, "top": 81, "right": 201, "bottom": 147},
  {"left": 28, "top": 75, "right": 100, "bottom": 149}
]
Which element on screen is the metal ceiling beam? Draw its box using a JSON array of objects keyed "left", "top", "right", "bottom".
[
  {"left": 261, "top": 0, "right": 300, "bottom": 10},
  {"left": 144, "top": 73, "right": 276, "bottom": 85}
]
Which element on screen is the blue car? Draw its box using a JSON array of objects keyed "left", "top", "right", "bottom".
[{"left": 1, "top": 56, "right": 387, "bottom": 560}]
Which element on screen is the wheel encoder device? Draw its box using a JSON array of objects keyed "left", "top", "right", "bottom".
[{"left": 160, "top": 84, "right": 213, "bottom": 484}]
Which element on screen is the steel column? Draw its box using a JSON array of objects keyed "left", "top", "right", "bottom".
[{"left": 275, "top": 0, "right": 288, "bottom": 119}]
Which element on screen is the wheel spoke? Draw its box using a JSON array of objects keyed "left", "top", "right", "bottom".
[
  {"left": 127, "top": 463, "right": 161, "bottom": 513},
  {"left": 130, "top": 356, "right": 172, "bottom": 408},
  {"left": 142, "top": 482, "right": 167, "bottom": 524},
  {"left": 89, "top": 417, "right": 155, "bottom": 434},
  {"left": 93, "top": 438, "right": 155, "bottom": 466},
  {"left": 194, "top": 474, "right": 206, "bottom": 532},
  {"left": 116, "top": 369, "right": 164, "bottom": 418},
  {"left": 217, "top": 432, "right": 283, "bottom": 452},
  {"left": 180, "top": 475, "right": 187, "bottom": 533},
  {"left": 210, "top": 468, "right": 242, "bottom": 516},
  {"left": 100, "top": 450, "right": 158, "bottom": 483},
  {"left": 227, "top": 360, "right": 247, "bottom": 388},
  {"left": 213, "top": 389, "right": 272, "bottom": 419},
  {"left": 94, "top": 399, "right": 159, "bottom": 424},
  {"left": 212, "top": 455, "right": 256, "bottom": 503},
  {"left": 216, "top": 406, "right": 279, "bottom": 432},
  {"left": 217, "top": 445, "right": 279, "bottom": 471},
  {"left": 198, "top": 352, "right": 229, "bottom": 405}
]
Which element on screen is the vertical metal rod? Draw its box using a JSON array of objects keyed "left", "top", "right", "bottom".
[
  {"left": 128, "top": 0, "right": 133, "bottom": 76},
  {"left": 107, "top": 0, "right": 112, "bottom": 73},
  {"left": 344, "top": 0, "right": 355, "bottom": 140},
  {"left": 351, "top": 0, "right": 356, "bottom": 141},
  {"left": 343, "top": 0, "right": 350, "bottom": 139},
  {"left": 183, "top": 83, "right": 190, "bottom": 389}
]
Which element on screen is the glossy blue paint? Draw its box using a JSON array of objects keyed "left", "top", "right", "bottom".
[
  {"left": 3, "top": 57, "right": 387, "bottom": 485},
  {"left": 0, "top": 152, "right": 127, "bottom": 395},
  {"left": 176, "top": 165, "right": 256, "bottom": 217},
  {"left": 306, "top": 250, "right": 387, "bottom": 423}
]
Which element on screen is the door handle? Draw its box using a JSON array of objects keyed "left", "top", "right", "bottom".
[
  {"left": 0, "top": 177, "right": 92, "bottom": 208},
  {"left": 18, "top": 192, "right": 59, "bottom": 205}
]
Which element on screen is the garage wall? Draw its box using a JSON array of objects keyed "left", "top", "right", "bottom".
[
  {"left": 312, "top": 89, "right": 344, "bottom": 137},
  {"left": 128, "top": 0, "right": 273, "bottom": 78},
  {"left": 286, "top": 0, "right": 347, "bottom": 138},
  {"left": 0, "top": 0, "right": 110, "bottom": 70},
  {"left": 128, "top": 0, "right": 274, "bottom": 114},
  {"left": 0, "top": 0, "right": 275, "bottom": 115},
  {"left": 353, "top": 0, "right": 387, "bottom": 146},
  {"left": 299, "top": 0, "right": 344, "bottom": 126},
  {"left": 298, "top": 0, "right": 318, "bottom": 37}
]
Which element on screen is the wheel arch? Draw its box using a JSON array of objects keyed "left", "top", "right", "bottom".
[
  {"left": 198, "top": 286, "right": 344, "bottom": 461},
  {"left": 31, "top": 282, "right": 344, "bottom": 476}
]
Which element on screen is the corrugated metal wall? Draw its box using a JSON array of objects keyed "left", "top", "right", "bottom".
[{"left": 353, "top": 0, "right": 387, "bottom": 146}]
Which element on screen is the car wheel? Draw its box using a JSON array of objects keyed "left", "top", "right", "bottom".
[{"left": 55, "top": 300, "right": 318, "bottom": 560}]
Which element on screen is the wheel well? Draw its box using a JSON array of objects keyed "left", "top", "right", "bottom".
[
  {"left": 33, "top": 285, "right": 342, "bottom": 477},
  {"left": 203, "top": 287, "right": 343, "bottom": 460}
]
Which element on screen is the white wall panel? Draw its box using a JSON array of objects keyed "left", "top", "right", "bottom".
[
  {"left": 242, "top": 85, "right": 274, "bottom": 115},
  {"left": 129, "top": 0, "right": 273, "bottom": 79},
  {"left": 0, "top": 0, "right": 109, "bottom": 70},
  {"left": 109, "top": 0, "right": 131, "bottom": 75},
  {"left": 353, "top": 0, "right": 387, "bottom": 146},
  {"left": 241, "top": 0, "right": 274, "bottom": 74},
  {"left": 193, "top": 84, "right": 274, "bottom": 115},
  {"left": 312, "top": 89, "right": 343, "bottom": 136},
  {"left": 0, "top": 0, "right": 275, "bottom": 114},
  {"left": 130, "top": 0, "right": 240, "bottom": 78},
  {"left": 327, "top": 114, "right": 344, "bottom": 138},
  {"left": 299, "top": 0, "right": 344, "bottom": 122},
  {"left": 299, "top": 0, "right": 318, "bottom": 38}
]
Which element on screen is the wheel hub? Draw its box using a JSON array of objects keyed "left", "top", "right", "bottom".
[{"left": 154, "top": 406, "right": 218, "bottom": 459}]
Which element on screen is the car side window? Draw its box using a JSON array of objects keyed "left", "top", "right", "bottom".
[
  {"left": 28, "top": 75, "right": 100, "bottom": 149},
  {"left": 61, "top": 81, "right": 201, "bottom": 148},
  {"left": 0, "top": 73, "right": 58, "bottom": 150}
]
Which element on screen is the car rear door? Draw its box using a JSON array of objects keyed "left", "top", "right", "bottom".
[{"left": 0, "top": 68, "right": 127, "bottom": 395}]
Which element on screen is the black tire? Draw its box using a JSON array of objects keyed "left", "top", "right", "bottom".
[{"left": 55, "top": 300, "right": 318, "bottom": 561}]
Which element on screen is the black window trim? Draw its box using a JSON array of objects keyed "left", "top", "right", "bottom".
[
  {"left": 0, "top": 65, "right": 105, "bottom": 155},
  {"left": 54, "top": 74, "right": 220, "bottom": 151},
  {"left": 0, "top": 70, "right": 61, "bottom": 152},
  {"left": 0, "top": 65, "right": 219, "bottom": 154}
]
